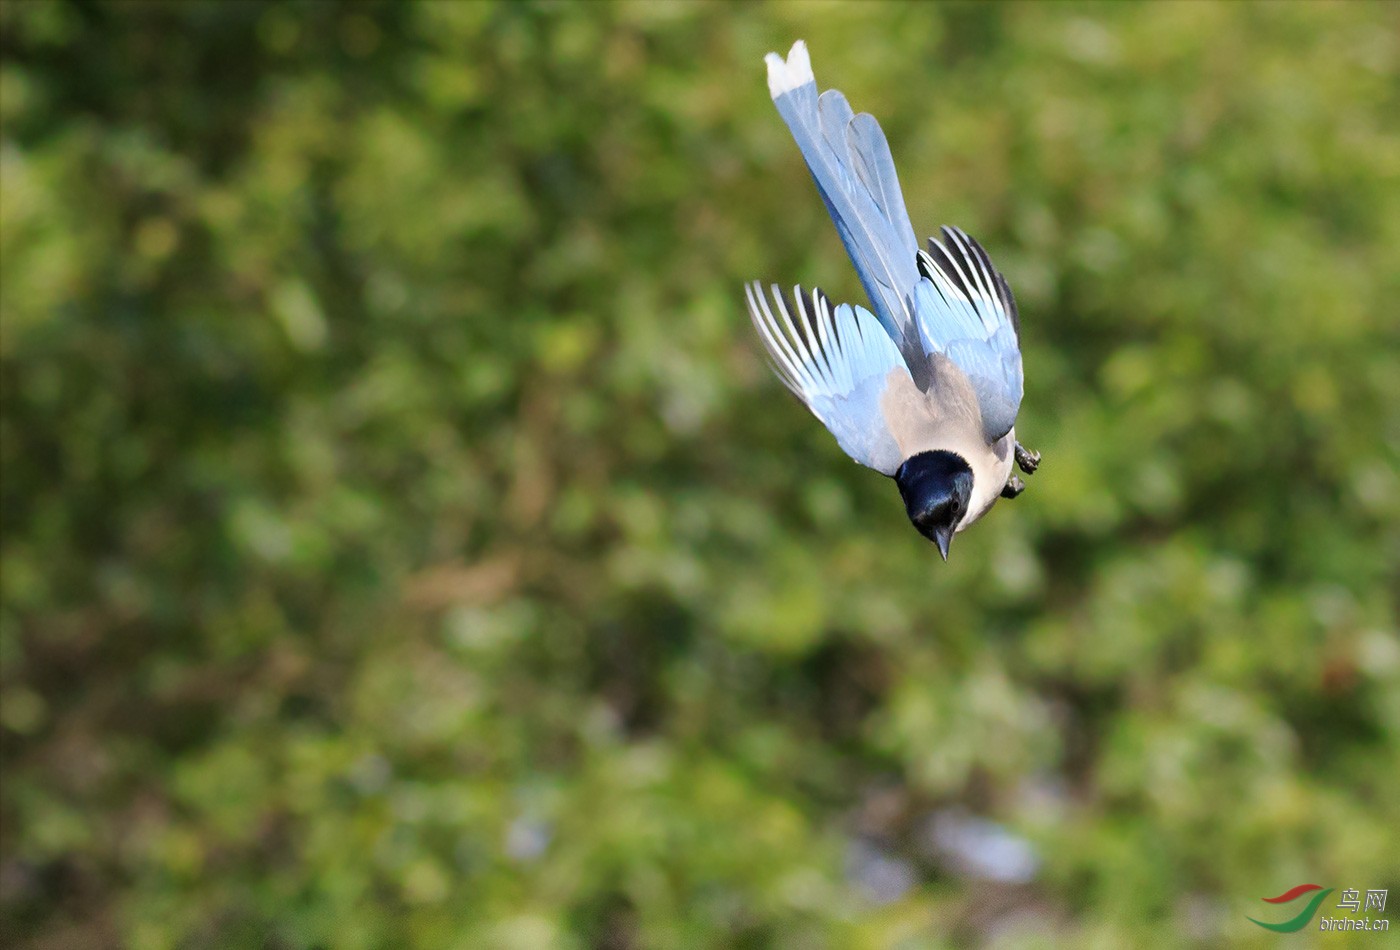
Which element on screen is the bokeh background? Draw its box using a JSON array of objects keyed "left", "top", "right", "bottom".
[{"left": 2, "top": 1, "right": 1398, "bottom": 947}]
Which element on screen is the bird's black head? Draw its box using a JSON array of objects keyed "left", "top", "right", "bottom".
[{"left": 894, "top": 451, "right": 975, "bottom": 560}]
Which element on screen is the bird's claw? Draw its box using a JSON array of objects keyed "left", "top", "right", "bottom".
[
  {"left": 1015, "top": 442, "right": 1040, "bottom": 475},
  {"left": 1003, "top": 442, "right": 1038, "bottom": 499}
]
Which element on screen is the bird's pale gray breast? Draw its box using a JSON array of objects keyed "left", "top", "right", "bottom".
[{"left": 878, "top": 353, "right": 985, "bottom": 461}]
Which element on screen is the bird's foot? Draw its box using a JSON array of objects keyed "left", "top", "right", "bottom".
[
  {"left": 1015, "top": 442, "right": 1040, "bottom": 475},
  {"left": 1001, "top": 475, "right": 1026, "bottom": 499}
]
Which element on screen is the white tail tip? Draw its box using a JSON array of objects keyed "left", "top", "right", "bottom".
[{"left": 765, "top": 40, "right": 813, "bottom": 99}]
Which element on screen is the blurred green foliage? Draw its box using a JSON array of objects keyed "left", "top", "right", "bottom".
[{"left": 2, "top": 1, "right": 1398, "bottom": 947}]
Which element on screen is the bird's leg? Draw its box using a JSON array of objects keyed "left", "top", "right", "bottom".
[
  {"left": 1015, "top": 442, "right": 1040, "bottom": 475},
  {"left": 1001, "top": 475, "right": 1026, "bottom": 499}
]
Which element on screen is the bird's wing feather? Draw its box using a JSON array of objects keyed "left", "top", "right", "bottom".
[
  {"left": 914, "top": 226, "right": 1024, "bottom": 443},
  {"left": 746, "top": 281, "right": 908, "bottom": 476},
  {"left": 765, "top": 41, "right": 921, "bottom": 349}
]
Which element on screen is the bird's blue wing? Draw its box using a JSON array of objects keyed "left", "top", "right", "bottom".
[
  {"left": 765, "top": 41, "right": 921, "bottom": 350},
  {"left": 746, "top": 282, "right": 909, "bottom": 476},
  {"left": 913, "top": 226, "right": 1024, "bottom": 443}
]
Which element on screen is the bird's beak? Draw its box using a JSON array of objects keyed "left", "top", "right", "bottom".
[{"left": 933, "top": 526, "right": 953, "bottom": 561}]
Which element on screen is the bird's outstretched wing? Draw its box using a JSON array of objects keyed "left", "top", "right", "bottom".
[
  {"left": 913, "top": 226, "right": 1023, "bottom": 443},
  {"left": 746, "top": 282, "right": 909, "bottom": 475},
  {"left": 764, "top": 41, "right": 921, "bottom": 350}
]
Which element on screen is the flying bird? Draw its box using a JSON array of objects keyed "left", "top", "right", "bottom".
[{"left": 746, "top": 40, "right": 1039, "bottom": 559}]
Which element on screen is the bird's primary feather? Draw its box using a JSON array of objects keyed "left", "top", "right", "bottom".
[
  {"left": 914, "top": 227, "right": 1024, "bottom": 442},
  {"left": 745, "top": 282, "right": 908, "bottom": 475}
]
